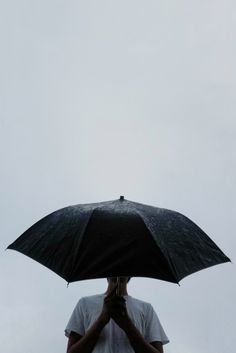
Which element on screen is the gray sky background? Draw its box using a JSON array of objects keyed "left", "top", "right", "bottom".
[{"left": 1, "top": 1, "right": 235, "bottom": 352}]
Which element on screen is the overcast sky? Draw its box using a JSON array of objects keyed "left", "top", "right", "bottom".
[{"left": 1, "top": 1, "right": 235, "bottom": 353}]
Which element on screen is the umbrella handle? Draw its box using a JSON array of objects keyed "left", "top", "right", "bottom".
[{"left": 116, "top": 276, "right": 121, "bottom": 296}]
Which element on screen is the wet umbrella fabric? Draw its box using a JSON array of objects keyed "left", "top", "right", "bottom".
[{"left": 7, "top": 197, "right": 230, "bottom": 284}]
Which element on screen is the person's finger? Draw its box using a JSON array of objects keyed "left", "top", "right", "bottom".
[
  {"left": 105, "top": 296, "right": 126, "bottom": 305},
  {"left": 105, "top": 284, "right": 118, "bottom": 298},
  {"left": 111, "top": 296, "right": 126, "bottom": 303},
  {"left": 107, "top": 300, "right": 127, "bottom": 311}
]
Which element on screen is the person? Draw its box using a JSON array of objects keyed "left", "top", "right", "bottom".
[{"left": 65, "top": 277, "right": 169, "bottom": 353}]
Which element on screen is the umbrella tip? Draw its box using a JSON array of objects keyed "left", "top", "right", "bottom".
[{"left": 120, "top": 195, "right": 125, "bottom": 201}]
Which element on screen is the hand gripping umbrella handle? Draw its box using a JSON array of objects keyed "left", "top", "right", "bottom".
[{"left": 116, "top": 276, "right": 121, "bottom": 296}]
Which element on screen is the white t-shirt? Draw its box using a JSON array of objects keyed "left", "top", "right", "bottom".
[{"left": 65, "top": 294, "right": 169, "bottom": 353}]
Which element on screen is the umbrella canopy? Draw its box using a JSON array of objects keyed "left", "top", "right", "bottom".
[{"left": 7, "top": 196, "right": 230, "bottom": 284}]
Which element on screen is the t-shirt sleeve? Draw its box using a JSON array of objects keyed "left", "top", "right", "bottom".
[
  {"left": 144, "top": 304, "right": 169, "bottom": 345},
  {"left": 65, "top": 298, "right": 85, "bottom": 337}
]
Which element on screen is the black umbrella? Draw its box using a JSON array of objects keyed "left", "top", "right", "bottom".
[{"left": 7, "top": 196, "right": 230, "bottom": 285}]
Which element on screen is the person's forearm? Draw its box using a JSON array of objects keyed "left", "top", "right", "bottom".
[
  {"left": 67, "top": 314, "right": 108, "bottom": 353},
  {"left": 122, "top": 318, "right": 162, "bottom": 353}
]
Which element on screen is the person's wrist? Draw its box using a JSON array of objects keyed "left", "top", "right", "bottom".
[
  {"left": 98, "top": 312, "right": 110, "bottom": 325},
  {"left": 121, "top": 316, "right": 133, "bottom": 331}
]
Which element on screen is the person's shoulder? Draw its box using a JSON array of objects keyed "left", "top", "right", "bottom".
[
  {"left": 128, "top": 295, "right": 151, "bottom": 305},
  {"left": 76, "top": 294, "right": 104, "bottom": 306},
  {"left": 127, "top": 295, "right": 152, "bottom": 310},
  {"left": 76, "top": 293, "right": 103, "bottom": 301}
]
